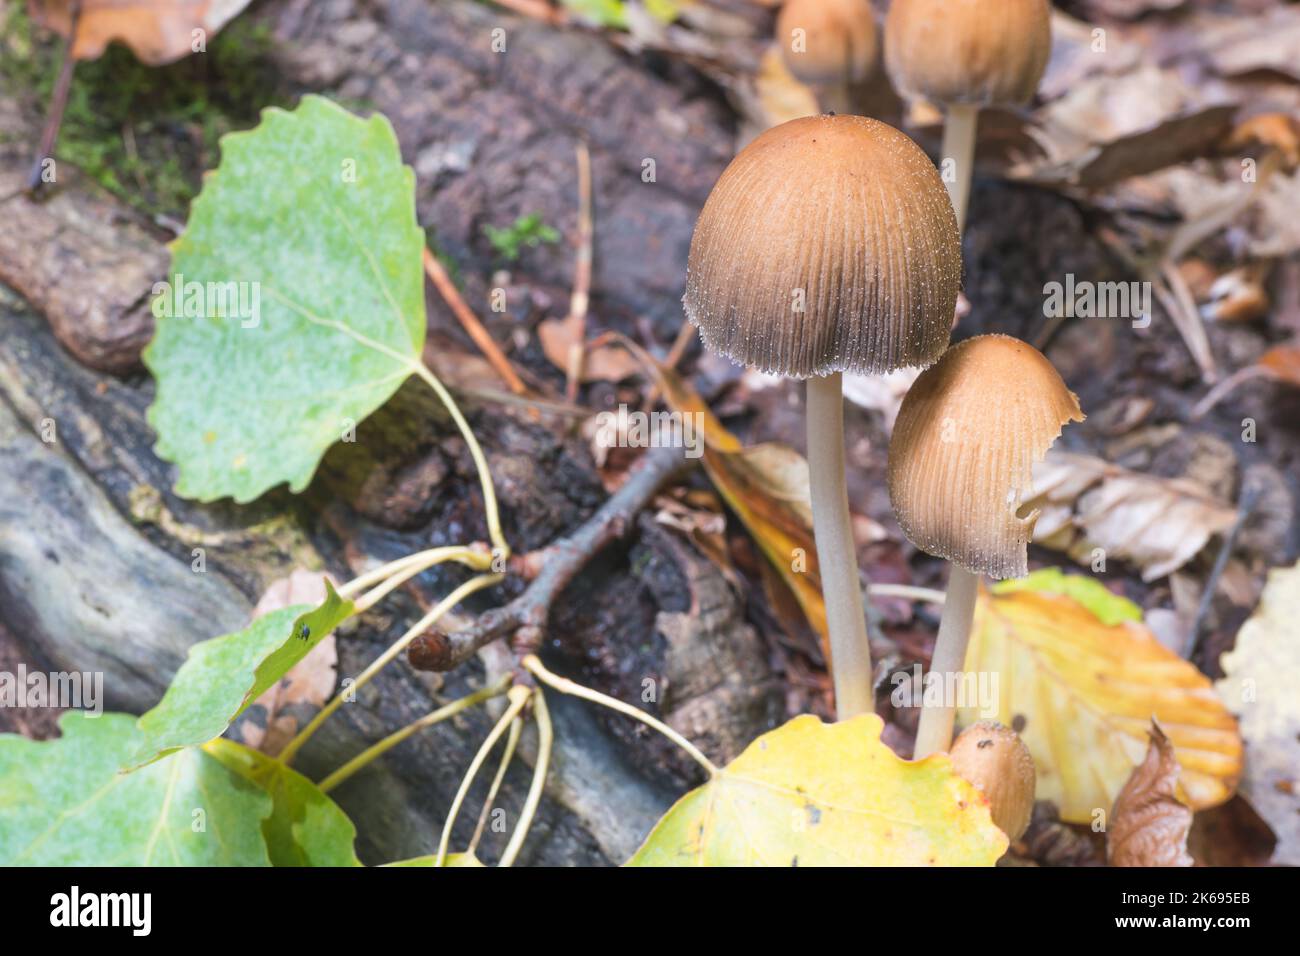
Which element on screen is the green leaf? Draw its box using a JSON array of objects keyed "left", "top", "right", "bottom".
[
  {"left": 144, "top": 94, "right": 426, "bottom": 503},
  {"left": 130, "top": 580, "right": 354, "bottom": 767},
  {"left": 0, "top": 713, "right": 271, "bottom": 866},
  {"left": 627, "top": 714, "right": 1007, "bottom": 866},
  {"left": 992, "top": 567, "right": 1143, "bottom": 627},
  {"left": 560, "top": 0, "right": 628, "bottom": 28},
  {"left": 205, "top": 739, "right": 361, "bottom": 866}
]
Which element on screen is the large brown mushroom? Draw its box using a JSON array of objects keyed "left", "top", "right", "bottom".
[
  {"left": 687, "top": 113, "right": 960, "bottom": 718},
  {"left": 884, "top": 0, "right": 1052, "bottom": 231},
  {"left": 887, "top": 334, "right": 1082, "bottom": 754}
]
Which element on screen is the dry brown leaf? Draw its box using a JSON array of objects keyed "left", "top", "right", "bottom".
[
  {"left": 1107, "top": 722, "right": 1194, "bottom": 867},
  {"left": 1205, "top": 7, "right": 1300, "bottom": 83},
  {"left": 1215, "top": 561, "right": 1300, "bottom": 865},
  {"left": 1258, "top": 344, "right": 1300, "bottom": 387},
  {"left": 1028, "top": 451, "right": 1237, "bottom": 581},
  {"left": 537, "top": 313, "right": 641, "bottom": 384},
  {"left": 28, "top": 0, "right": 252, "bottom": 66},
  {"left": 240, "top": 569, "right": 339, "bottom": 756}
]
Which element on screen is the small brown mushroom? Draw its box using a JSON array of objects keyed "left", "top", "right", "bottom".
[
  {"left": 884, "top": 0, "right": 1052, "bottom": 230},
  {"left": 887, "top": 334, "right": 1082, "bottom": 755},
  {"left": 686, "top": 114, "right": 960, "bottom": 719},
  {"left": 949, "top": 721, "right": 1036, "bottom": 843},
  {"left": 776, "top": 0, "right": 878, "bottom": 114}
]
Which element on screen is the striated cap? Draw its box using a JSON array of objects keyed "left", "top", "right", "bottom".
[
  {"left": 684, "top": 114, "right": 960, "bottom": 379},
  {"left": 884, "top": 0, "right": 1052, "bottom": 108},
  {"left": 777, "top": 0, "right": 878, "bottom": 88},
  {"left": 887, "top": 334, "right": 1083, "bottom": 579},
  {"left": 949, "top": 721, "right": 1036, "bottom": 842}
]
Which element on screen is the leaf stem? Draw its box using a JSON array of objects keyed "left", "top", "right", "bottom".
[
  {"left": 499, "top": 687, "right": 552, "bottom": 867},
  {"left": 279, "top": 572, "right": 503, "bottom": 766},
  {"left": 520, "top": 654, "right": 717, "bottom": 776},
  {"left": 436, "top": 684, "right": 532, "bottom": 867},
  {"left": 318, "top": 675, "right": 511, "bottom": 792},
  {"left": 467, "top": 713, "right": 522, "bottom": 857},
  {"left": 350, "top": 546, "right": 492, "bottom": 611},
  {"left": 409, "top": 361, "right": 509, "bottom": 556}
]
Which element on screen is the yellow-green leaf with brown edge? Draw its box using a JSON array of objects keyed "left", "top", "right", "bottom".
[
  {"left": 627, "top": 714, "right": 1007, "bottom": 866},
  {"left": 959, "top": 575, "right": 1242, "bottom": 823}
]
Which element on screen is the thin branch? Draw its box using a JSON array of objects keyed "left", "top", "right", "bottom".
[
  {"left": 564, "top": 140, "right": 594, "bottom": 403},
  {"left": 408, "top": 443, "right": 692, "bottom": 672},
  {"left": 422, "top": 247, "right": 528, "bottom": 397},
  {"left": 26, "top": 1, "right": 81, "bottom": 193}
]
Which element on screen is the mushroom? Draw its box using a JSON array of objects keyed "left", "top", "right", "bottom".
[
  {"left": 887, "top": 334, "right": 1082, "bottom": 754},
  {"left": 776, "top": 0, "right": 878, "bottom": 115},
  {"left": 686, "top": 114, "right": 961, "bottom": 719},
  {"left": 948, "top": 720, "right": 1035, "bottom": 842},
  {"left": 884, "top": 0, "right": 1052, "bottom": 230}
]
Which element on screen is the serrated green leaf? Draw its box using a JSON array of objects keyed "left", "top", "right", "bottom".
[
  {"left": 627, "top": 715, "right": 1007, "bottom": 866},
  {"left": 205, "top": 739, "right": 361, "bottom": 866},
  {"left": 144, "top": 94, "right": 426, "bottom": 503},
  {"left": 0, "top": 713, "right": 271, "bottom": 866},
  {"left": 992, "top": 567, "right": 1142, "bottom": 627},
  {"left": 130, "top": 580, "right": 354, "bottom": 767}
]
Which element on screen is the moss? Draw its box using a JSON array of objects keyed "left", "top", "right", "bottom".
[{"left": 0, "top": 6, "right": 287, "bottom": 218}]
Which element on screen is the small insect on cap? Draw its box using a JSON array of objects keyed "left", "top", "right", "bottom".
[
  {"left": 884, "top": 0, "right": 1052, "bottom": 108},
  {"left": 777, "top": 0, "right": 879, "bottom": 87},
  {"left": 684, "top": 114, "right": 960, "bottom": 379},
  {"left": 887, "top": 334, "right": 1083, "bottom": 579}
]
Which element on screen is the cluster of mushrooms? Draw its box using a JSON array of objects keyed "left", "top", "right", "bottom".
[{"left": 683, "top": 0, "right": 1073, "bottom": 843}]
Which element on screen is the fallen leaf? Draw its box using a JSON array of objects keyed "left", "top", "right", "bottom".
[
  {"left": 1107, "top": 722, "right": 1194, "bottom": 867},
  {"left": 240, "top": 569, "right": 341, "bottom": 756},
  {"left": 960, "top": 572, "right": 1243, "bottom": 823},
  {"left": 627, "top": 714, "right": 1008, "bottom": 866},
  {"left": 1257, "top": 344, "right": 1300, "bottom": 387},
  {"left": 1205, "top": 7, "right": 1300, "bottom": 83},
  {"left": 1215, "top": 561, "right": 1300, "bottom": 865},
  {"left": 28, "top": 0, "right": 253, "bottom": 66},
  {"left": 537, "top": 313, "right": 641, "bottom": 384},
  {"left": 1028, "top": 451, "right": 1237, "bottom": 581}
]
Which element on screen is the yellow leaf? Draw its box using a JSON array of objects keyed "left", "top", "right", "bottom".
[
  {"left": 960, "top": 580, "right": 1242, "bottom": 823},
  {"left": 627, "top": 714, "right": 1008, "bottom": 866}
]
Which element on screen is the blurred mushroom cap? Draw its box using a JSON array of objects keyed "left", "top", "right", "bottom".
[
  {"left": 949, "top": 721, "right": 1036, "bottom": 842},
  {"left": 776, "top": 0, "right": 878, "bottom": 88},
  {"left": 684, "top": 114, "right": 960, "bottom": 379},
  {"left": 887, "top": 334, "right": 1083, "bottom": 579},
  {"left": 884, "top": 0, "right": 1052, "bottom": 108}
]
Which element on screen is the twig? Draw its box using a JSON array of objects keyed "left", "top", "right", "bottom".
[
  {"left": 499, "top": 687, "right": 552, "bottom": 867},
  {"left": 1184, "top": 480, "right": 1261, "bottom": 661},
  {"left": 1190, "top": 364, "right": 1276, "bottom": 420},
  {"left": 409, "top": 443, "right": 692, "bottom": 672},
  {"left": 564, "top": 140, "right": 594, "bottom": 403},
  {"left": 491, "top": 0, "right": 567, "bottom": 24},
  {"left": 422, "top": 247, "right": 528, "bottom": 397},
  {"left": 26, "top": 1, "right": 81, "bottom": 193}
]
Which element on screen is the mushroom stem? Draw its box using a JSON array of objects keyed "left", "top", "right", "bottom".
[
  {"left": 940, "top": 103, "right": 979, "bottom": 233},
  {"left": 806, "top": 372, "right": 874, "bottom": 719},
  {"left": 913, "top": 563, "right": 980, "bottom": 758}
]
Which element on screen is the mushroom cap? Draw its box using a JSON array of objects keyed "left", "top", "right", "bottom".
[
  {"left": 887, "top": 334, "right": 1083, "bottom": 579},
  {"left": 884, "top": 0, "right": 1052, "bottom": 108},
  {"left": 949, "top": 721, "right": 1036, "bottom": 842},
  {"left": 684, "top": 114, "right": 960, "bottom": 379},
  {"left": 776, "top": 0, "right": 878, "bottom": 88}
]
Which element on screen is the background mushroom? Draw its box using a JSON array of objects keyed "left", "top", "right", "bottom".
[
  {"left": 685, "top": 113, "right": 960, "bottom": 719},
  {"left": 884, "top": 0, "right": 1052, "bottom": 230},
  {"left": 948, "top": 721, "right": 1036, "bottom": 843},
  {"left": 776, "top": 0, "right": 878, "bottom": 115},
  {"left": 887, "top": 334, "right": 1083, "bottom": 755}
]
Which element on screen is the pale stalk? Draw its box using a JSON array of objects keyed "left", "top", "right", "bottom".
[
  {"left": 352, "top": 547, "right": 492, "bottom": 612},
  {"left": 912, "top": 565, "right": 980, "bottom": 758},
  {"left": 870, "top": 583, "right": 947, "bottom": 606},
  {"left": 318, "top": 675, "right": 511, "bottom": 793},
  {"left": 941, "top": 103, "right": 979, "bottom": 233},
  {"left": 467, "top": 715, "right": 522, "bottom": 856},
  {"left": 436, "top": 685, "right": 532, "bottom": 867},
  {"left": 279, "top": 572, "right": 503, "bottom": 766},
  {"left": 336, "top": 545, "right": 487, "bottom": 603},
  {"left": 521, "top": 654, "right": 717, "bottom": 775},
  {"left": 806, "top": 373, "right": 874, "bottom": 719},
  {"left": 498, "top": 687, "right": 553, "bottom": 868}
]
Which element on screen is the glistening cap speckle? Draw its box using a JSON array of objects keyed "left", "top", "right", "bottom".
[
  {"left": 684, "top": 114, "right": 960, "bottom": 379},
  {"left": 885, "top": 0, "right": 1052, "bottom": 108},
  {"left": 887, "top": 335, "right": 1084, "bottom": 579}
]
